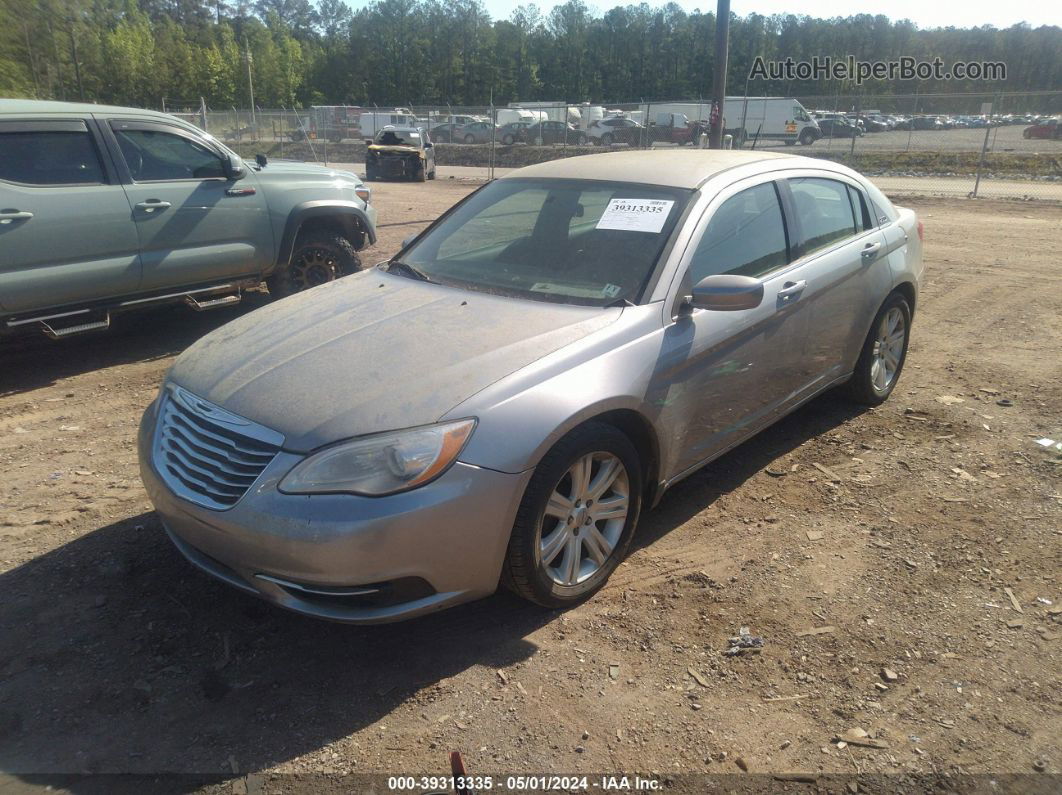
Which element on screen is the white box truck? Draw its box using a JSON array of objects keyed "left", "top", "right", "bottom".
[
  {"left": 723, "top": 97, "right": 820, "bottom": 146},
  {"left": 637, "top": 98, "right": 820, "bottom": 146}
]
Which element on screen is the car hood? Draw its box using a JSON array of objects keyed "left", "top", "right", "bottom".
[
  {"left": 168, "top": 270, "right": 621, "bottom": 452},
  {"left": 251, "top": 159, "right": 362, "bottom": 184}
]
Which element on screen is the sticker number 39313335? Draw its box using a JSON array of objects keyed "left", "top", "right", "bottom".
[{"left": 596, "top": 199, "right": 675, "bottom": 233}]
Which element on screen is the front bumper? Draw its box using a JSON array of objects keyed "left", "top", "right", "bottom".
[{"left": 138, "top": 403, "right": 531, "bottom": 623}]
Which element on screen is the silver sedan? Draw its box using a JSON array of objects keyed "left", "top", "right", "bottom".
[{"left": 139, "top": 150, "right": 924, "bottom": 623}]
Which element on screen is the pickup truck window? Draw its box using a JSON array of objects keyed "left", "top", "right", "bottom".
[
  {"left": 0, "top": 130, "right": 105, "bottom": 186},
  {"left": 114, "top": 128, "right": 225, "bottom": 182}
]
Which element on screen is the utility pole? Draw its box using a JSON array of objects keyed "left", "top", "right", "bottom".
[
  {"left": 709, "top": 0, "right": 730, "bottom": 149},
  {"left": 243, "top": 37, "right": 256, "bottom": 131},
  {"left": 69, "top": 24, "right": 85, "bottom": 101}
]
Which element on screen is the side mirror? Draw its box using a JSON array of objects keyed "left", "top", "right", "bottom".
[
  {"left": 224, "top": 154, "right": 246, "bottom": 180},
  {"left": 402, "top": 234, "right": 417, "bottom": 248},
  {"left": 424, "top": 141, "right": 433, "bottom": 149},
  {"left": 689, "top": 274, "right": 764, "bottom": 311}
]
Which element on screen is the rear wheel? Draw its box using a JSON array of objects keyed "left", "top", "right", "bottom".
[
  {"left": 502, "top": 422, "right": 642, "bottom": 609},
  {"left": 268, "top": 232, "right": 361, "bottom": 299},
  {"left": 414, "top": 162, "right": 427, "bottom": 182},
  {"left": 601, "top": 133, "right": 614, "bottom": 146},
  {"left": 843, "top": 292, "right": 911, "bottom": 405},
  {"left": 464, "top": 134, "right": 476, "bottom": 144}
]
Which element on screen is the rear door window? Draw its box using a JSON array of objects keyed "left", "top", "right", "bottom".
[
  {"left": 788, "top": 177, "right": 858, "bottom": 256},
  {"left": 0, "top": 127, "right": 105, "bottom": 186}
]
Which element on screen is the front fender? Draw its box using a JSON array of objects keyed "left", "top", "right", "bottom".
[{"left": 277, "top": 200, "right": 377, "bottom": 268}]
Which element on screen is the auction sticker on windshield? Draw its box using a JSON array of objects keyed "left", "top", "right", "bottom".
[{"left": 596, "top": 199, "right": 674, "bottom": 233}]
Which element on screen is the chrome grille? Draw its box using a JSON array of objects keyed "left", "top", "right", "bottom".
[{"left": 154, "top": 384, "right": 284, "bottom": 510}]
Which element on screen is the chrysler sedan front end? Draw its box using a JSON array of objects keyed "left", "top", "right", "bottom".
[{"left": 140, "top": 150, "right": 923, "bottom": 623}]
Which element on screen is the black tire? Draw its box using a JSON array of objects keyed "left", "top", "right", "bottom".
[
  {"left": 464, "top": 134, "right": 476, "bottom": 144},
  {"left": 502, "top": 134, "right": 514, "bottom": 145},
  {"left": 413, "top": 162, "right": 427, "bottom": 182},
  {"left": 428, "top": 165, "right": 437, "bottom": 180},
  {"left": 365, "top": 167, "right": 377, "bottom": 182},
  {"left": 784, "top": 139, "right": 797, "bottom": 146},
  {"left": 267, "top": 232, "right": 361, "bottom": 299},
  {"left": 842, "top": 292, "right": 912, "bottom": 406},
  {"left": 502, "top": 422, "right": 643, "bottom": 609},
  {"left": 601, "top": 133, "right": 613, "bottom": 146},
  {"left": 799, "top": 129, "right": 816, "bottom": 145}
]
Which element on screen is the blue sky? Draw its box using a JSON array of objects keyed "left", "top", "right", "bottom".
[{"left": 347, "top": 0, "right": 1058, "bottom": 29}]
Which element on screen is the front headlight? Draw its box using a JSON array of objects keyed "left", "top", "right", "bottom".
[{"left": 278, "top": 419, "right": 476, "bottom": 496}]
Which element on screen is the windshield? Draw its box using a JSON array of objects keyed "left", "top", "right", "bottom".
[
  {"left": 399, "top": 178, "right": 692, "bottom": 306},
  {"left": 376, "top": 130, "right": 420, "bottom": 146}
]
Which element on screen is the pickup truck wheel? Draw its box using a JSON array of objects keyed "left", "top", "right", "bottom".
[{"left": 268, "top": 233, "right": 361, "bottom": 299}]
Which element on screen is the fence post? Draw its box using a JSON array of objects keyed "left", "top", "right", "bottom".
[{"left": 971, "top": 99, "right": 993, "bottom": 199}]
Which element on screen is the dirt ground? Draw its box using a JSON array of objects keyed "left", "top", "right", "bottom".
[{"left": 0, "top": 181, "right": 1059, "bottom": 792}]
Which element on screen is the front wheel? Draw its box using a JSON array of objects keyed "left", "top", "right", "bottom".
[
  {"left": 502, "top": 134, "right": 514, "bottom": 145},
  {"left": 601, "top": 133, "right": 613, "bottom": 146},
  {"left": 464, "top": 134, "right": 476, "bottom": 144},
  {"left": 267, "top": 233, "right": 361, "bottom": 299},
  {"left": 799, "top": 129, "right": 816, "bottom": 145},
  {"left": 502, "top": 422, "right": 642, "bottom": 609},
  {"left": 842, "top": 292, "right": 911, "bottom": 405}
]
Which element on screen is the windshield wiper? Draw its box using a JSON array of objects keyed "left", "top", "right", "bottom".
[{"left": 385, "top": 260, "right": 437, "bottom": 284}]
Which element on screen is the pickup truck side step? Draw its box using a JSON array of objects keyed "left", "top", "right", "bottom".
[
  {"left": 185, "top": 291, "right": 241, "bottom": 311},
  {"left": 41, "top": 314, "right": 111, "bottom": 339}
]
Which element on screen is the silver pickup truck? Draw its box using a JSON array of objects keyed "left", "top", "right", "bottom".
[{"left": 0, "top": 100, "right": 377, "bottom": 338}]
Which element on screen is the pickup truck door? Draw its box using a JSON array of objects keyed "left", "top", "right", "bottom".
[
  {"left": 103, "top": 118, "right": 272, "bottom": 292},
  {"left": 0, "top": 118, "right": 141, "bottom": 316}
]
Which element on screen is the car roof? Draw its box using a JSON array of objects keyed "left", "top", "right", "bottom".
[
  {"left": 0, "top": 98, "right": 178, "bottom": 121},
  {"left": 500, "top": 150, "right": 799, "bottom": 190}
]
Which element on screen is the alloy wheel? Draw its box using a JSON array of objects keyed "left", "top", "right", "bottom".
[
  {"left": 291, "top": 247, "right": 337, "bottom": 290},
  {"left": 537, "top": 452, "right": 629, "bottom": 586},
  {"left": 870, "top": 307, "right": 906, "bottom": 393}
]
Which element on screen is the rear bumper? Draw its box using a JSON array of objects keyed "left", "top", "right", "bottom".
[{"left": 138, "top": 403, "right": 532, "bottom": 623}]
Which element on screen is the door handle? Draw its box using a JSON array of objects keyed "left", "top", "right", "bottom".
[
  {"left": 861, "top": 241, "right": 882, "bottom": 260},
  {"left": 135, "top": 200, "right": 171, "bottom": 213},
  {"left": 0, "top": 209, "right": 33, "bottom": 224},
  {"left": 777, "top": 280, "right": 806, "bottom": 301}
]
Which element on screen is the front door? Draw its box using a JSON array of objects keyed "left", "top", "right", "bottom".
[
  {"left": 653, "top": 179, "right": 813, "bottom": 479},
  {"left": 0, "top": 119, "right": 141, "bottom": 315},
  {"left": 105, "top": 119, "right": 272, "bottom": 292}
]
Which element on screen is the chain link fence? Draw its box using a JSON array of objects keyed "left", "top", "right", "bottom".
[{"left": 168, "top": 92, "right": 1062, "bottom": 201}]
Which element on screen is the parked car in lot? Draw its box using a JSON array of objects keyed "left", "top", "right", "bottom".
[
  {"left": 139, "top": 149, "right": 924, "bottom": 623},
  {"left": 498, "top": 121, "right": 533, "bottom": 145},
  {"left": 911, "top": 116, "right": 944, "bottom": 131},
  {"left": 525, "top": 120, "right": 588, "bottom": 145},
  {"left": 817, "top": 118, "right": 864, "bottom": 138},
  {"left": 589, "top": 116, "right": 646, "bottom": 146},
  {"left": 0, "top": 100, "right": 376, "bottom": 338},
  {"left": 1023, "top": 118, "right": 1061, "bottom": 139},
  {"left": 457, "top": 121, "right": 499, "bottom": 144},
  {"left": 429, "top": 122, "right": 464, "bottom": 143},
  {"left": 365, "top": 127, "right": 436, "bottom": 182}
]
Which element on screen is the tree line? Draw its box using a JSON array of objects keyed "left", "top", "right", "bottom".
[{"left": 1, "top": 0, "right": 1059, "bottom": 110}]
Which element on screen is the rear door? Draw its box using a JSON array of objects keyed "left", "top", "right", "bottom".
[
  {"left": 104, "top": 118, "right": 272, "bottom": 291},
  {"left": 781, "top": 174, "right": 888, "bottom": 391},
  {"left": 0, "top": 118, "right": 140, "bottom": 315}
]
